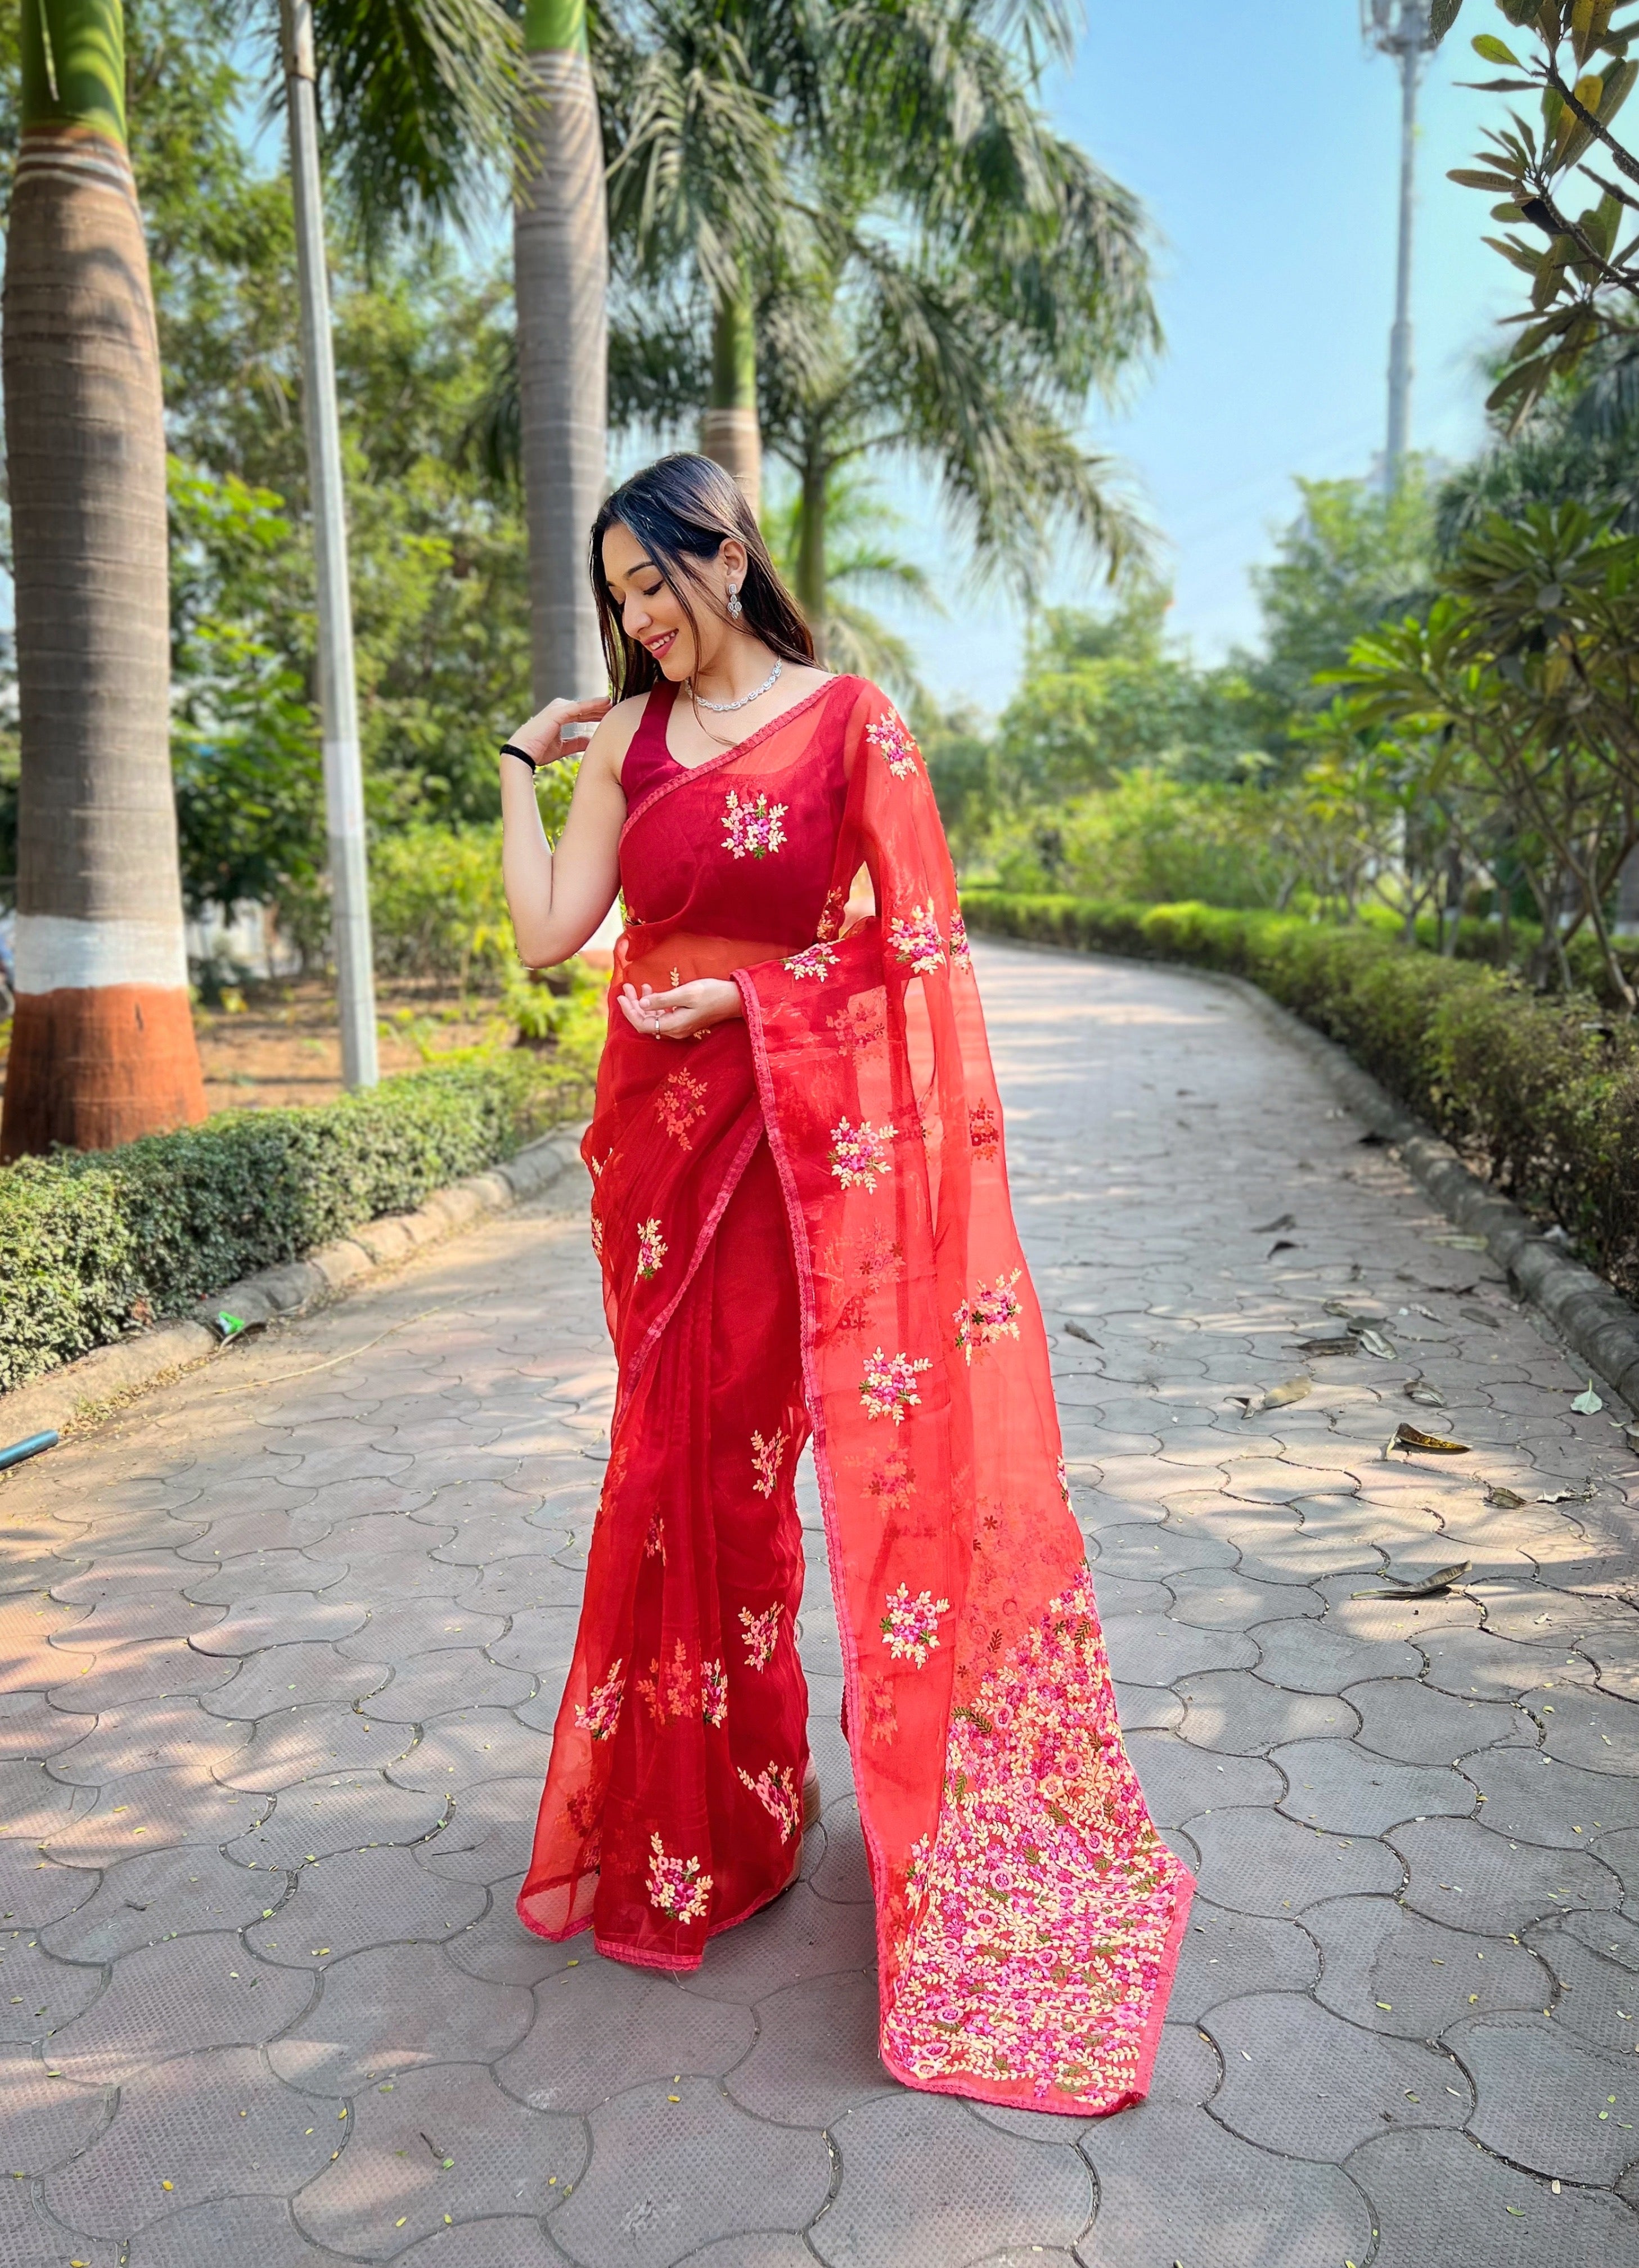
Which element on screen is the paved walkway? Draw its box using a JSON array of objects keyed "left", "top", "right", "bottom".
[{"left": 4, "top": 939, "right": 1639, "bottom": 2266}]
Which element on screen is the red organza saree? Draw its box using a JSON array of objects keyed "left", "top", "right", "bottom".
[{"left": 518, "top": 674, "right": 1193, "bottom": 2114}]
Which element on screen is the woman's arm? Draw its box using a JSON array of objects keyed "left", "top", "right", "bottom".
[{"left": 500, "top": 695, "right": 638, "bottom": 968}]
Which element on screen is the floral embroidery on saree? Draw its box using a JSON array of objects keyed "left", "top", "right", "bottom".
[
  {"left": 751, "top": 1428, "right": 786, "bottom": 1498},
  {"left": 949, "top": 911, "right": 972, "bottom": 970},
  {"left": 739, "top": 1601, "right": 782, "bottom": 1670},
  {"left": 644, "top": 1508, "right": 667, "bottom": 1564},
  {"left": 574, "top": 1660, "right": 625, "bottom": 1742},
  {"left": 881, "top": 1583, "right": 951, "bottom": 1668},
  {"left": 658, "top": 1066, "right": 708, "bottom": 1149},
  {"left": 882, "top": 1569, "right": 1186, "bottom": 2105},
  {"left": 637, "top": 1638, "right": 696, "bottom": 1725},
  {"left": 866, "top": 711, "right": 921, "bottom": 778},
  {"left": 954, "top": 1271, "right": 1024, "bottom": 1363},
  {"left": 828, "top": 1117, "right": 895, "bottom": 1192},
  {"left": 647, "top": 1833, "right": 712, "bottom": 1923},
  {"left": 636, "top": 1217, "right": 668, "bottom": 1281},
  {"left": 784, "top": 940, "right": 839, "bottom": 982},
  {"left": 738, "top": 1759, "right": 802, "bottom": 1841},
  {"left": 828, "top": 992, "right": 888, "bottom": 1058},
  {"left": 700, "top": 1658, "right": 729, "bottom": 1726},
  {"left": 969, "top": 1100, "right": 1000, "bottom": 1160},
  {"left": 721, "top": 788, "right": 788, "bottom": 861},
  {"left": 889, "top": 899, "right": 945, "bottom": 973},
  {"left": 860, "top": 1347, "right": 931, "bottom": 1423}
]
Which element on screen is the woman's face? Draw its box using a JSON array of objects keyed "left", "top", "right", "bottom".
[{"left": 602, "top": 521, "right": 714, "bottom": 682}]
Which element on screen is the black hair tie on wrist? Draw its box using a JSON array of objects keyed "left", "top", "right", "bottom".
[{"left": 499, "top": 742, "right": 538, "bottom": 773}]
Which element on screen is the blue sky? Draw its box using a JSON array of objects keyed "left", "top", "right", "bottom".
[{"left": 872, "top": 0, "right": 1518, "bottom": 713}]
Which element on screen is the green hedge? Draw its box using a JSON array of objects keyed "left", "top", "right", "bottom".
[
  {"left": 961, "top": 890, "right": 1639, "bottom": 1304},
  {"left": 0, "top": 1051, "right": 593, "bottom": 1396}
]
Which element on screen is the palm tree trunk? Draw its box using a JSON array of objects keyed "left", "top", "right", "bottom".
[
  {"left": 1, "top": 0, "right": 205, "bottom": 1160},
  {"left": 700, "top": 279, "right": 760, "bottom": 518},
  {"left": 515, "top": 0, "right": 608, "bottom": 704},
  {"left": 795, "top": 447, "right": 827, "bottom": 663}
]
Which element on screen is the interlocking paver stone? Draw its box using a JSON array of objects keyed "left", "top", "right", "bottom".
[
  {"left": 1080, "top": 2100, "right": 1374, "bottom": 2266},
  {"left": 1348, "top": 2127, "right": 1639, "bottom": 2268},
  {"left": 1207, "top": 1990, "right": 1472, "bottom": 2158},
  {"left": 4, "top": 940, "right": 1636, "bottom": 2253},
  {"left": 295, "top": 2062, "right": 583, "bottom": 2259},
  {"left": 1307, "top": 1892, "right": 1552, "bottom": 2034},
  {"left": 499, "top": 1954, "right": 753, "bottom": 2110},
  {"left": 551, "top": 2076, "right": 830, "bottom": 2267},
  {"left": 811, "top": 2092, "right": 1091, "bottom": 2267},
  {"left": 1457, "top": 2012, "right": 1639, "bottom": 2181}
]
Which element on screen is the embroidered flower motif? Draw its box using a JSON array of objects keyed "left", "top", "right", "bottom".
[
  {"left": 889, "top": 900, "right": 945, "bottom": 974},
  {"left": 1057, "top": 1456, "right": 1072, "bottom": 1509},
  {"left": 644, "top": 1507, "right": 667, "bottom": 1564},
  {"left": 658, "top": 1066, "right": 707, "bottom": 1149},
  {"left": 721, "top": 788, "right": 787, "bottom": 861},
  {"left": 589, "top": 1209, "right": 605, "bottom": 1261},
  {"left": 880, "top": 1568, "right": 1188, "bottom": 2109},
  {"left": 700, "top": 1657, "right": 728, "bottom": 1727},
  {"left": 867, "top": 710, "right": 921, "bottom": 778},
  {"left": 784, "top": 940, "right": 839, "bottom": 982},
  {"left": 646, "top": 1832, "right": 712, "bottom": 1924},
  {"left": 740, "top": 1601, "right": 782, "bottom": 1670},
  {"left": 815, "top": 883, "right": 849, "bottom": 942},
  {"left": 969, "top": 1100, "right": 1000, "bottom": 1160},
  {"left": 636, "top": 1638, "right": 694, "bottom": 1721},
  {"left": 865, "top": 1680, "right": 900, "bottom": 1745},
  {"left": 949, "top": 911, "right": 972, "bottom": 970},
  {"left": 828, "top": 1117, "right": 895, "bottom": 1193},
  {"left": 953, "top": 1270, "right": 1024, "bottom": 1364},
  {"left": 573, "top": 1659, "right": 625, "bottom": 1742},
  {"left": 737, "top": 1759, "right": 802, "bottom": 1842},
  {"left": 860, "top": 1346, "right": 931, "bottom": 1424},
  {"left": 904, "top": 1832, "right": 934, "bottom": 1911},
  {"left": 880, "top": 1583, "right": 950, "bottom": 1669},
  {"left": 565, "top": 1785, "right": 601, "bottom": 1843},
  {"left": 828, "top": 993, "right": 887, "bottom": 1058},
  {"left": 588, "top": 1146, "right": 613, "bottom": 1181},
  {"left": 751, "top": 1428, "right": 786, "bottom": 1499},
  {"left": 636, "top": 1217, "right": 667, "bottom": 1281},
  {"left": 867, "top": 1450, "right": 914, "bottom": 1515}
]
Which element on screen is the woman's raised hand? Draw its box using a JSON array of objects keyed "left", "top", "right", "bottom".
[
  {"left": 505, "top": 694, "right": 613, "bottom": 767},
  {"left": 617, "top": 979, "right": 744, "bottom": 1040}
]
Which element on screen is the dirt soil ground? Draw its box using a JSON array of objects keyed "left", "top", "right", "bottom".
[{"left": 0, "top": 979, "right": 511, "bottom": 1117}]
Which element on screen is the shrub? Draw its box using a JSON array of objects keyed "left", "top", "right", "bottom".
[
  {"left": 0, "top": 1047, "right": 597, "bottom": 1395},
  {"left": 961, "top": 889, "right": 1639, "bottom": 1303},
  {"left": 978, "top": 775, "right": 1286, "bottom": 909}
]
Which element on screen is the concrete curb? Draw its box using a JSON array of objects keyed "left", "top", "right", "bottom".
[
  {"left": 979, "top": 932, "right": 1639, "bottom": 1419},
  {"left": 0, "top": 1122, "right": 589, "bottom": 1443}
]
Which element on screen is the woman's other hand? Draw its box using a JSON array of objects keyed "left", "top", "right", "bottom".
[
  {"left": 617, "top": 979, "right": 744, "bottom": 1039},
  {"left": 506, "top": 695, "right": 613, "bottom": 767}
]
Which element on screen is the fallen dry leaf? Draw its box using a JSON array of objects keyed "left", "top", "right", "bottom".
[
  {"left": 1431, "top": 1233, "right": 1489, "bottom": 1251},
  {"left": 1403, "top": 1378, "right": 1447, "bottom": 1407},
  {"left": 1063, "top": 1320, "right": 1100, "bottom": 1346},
  {"left": 1571, "top": 1381, "right": 1605, "bottom": 1416},
  {"left": 1353, "top": 1561, "right": 1471, "bottom": 1600},
  {"left": 1483, "top": 1482, "right": 1526, "bottom": 1508},
  {"left": 1392, "top": 1423, "right": 1472, "bottom": 1456},
  {"left": 1253, "top": 1212, "right": 1297, "bottom": 1234},
  {"left": 1355, "top": 1328, "right": 1397, "bottom": 1361},
  {"left": 1258, "top": 1377, "right": 1314, "bottom": 1414}
]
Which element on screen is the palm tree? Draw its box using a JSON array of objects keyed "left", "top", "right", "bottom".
[
  {"left": 599, "top": 0, "right": 799, "bottom": 516},
  {"left": 2, "top": 0, "right": 519, "bottom": 1158},
  {"left": 604, "top": 0, "right": 1157, "bottom": 647},
  {"left": 1, "top": 0, "right": 206, "bottom": 1159},
  {"left": 516, "top": 0, "right": 609, "bottom": 697}
]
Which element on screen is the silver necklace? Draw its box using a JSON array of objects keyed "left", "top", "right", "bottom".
[{"left": 690, "top": 657, "right": 783, "bottom": 713}]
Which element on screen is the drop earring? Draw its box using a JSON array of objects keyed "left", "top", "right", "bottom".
[{"left": 727, "top": 583, "right": 742, "bottom": 621}]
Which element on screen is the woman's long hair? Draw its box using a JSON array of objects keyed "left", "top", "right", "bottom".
[{"left": 589, "top": 454, "right": 816, "bottom": 702}]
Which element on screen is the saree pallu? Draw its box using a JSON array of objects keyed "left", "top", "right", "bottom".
[{"left": 519, "top": 675, "right": 1194, "bottom": 2114}]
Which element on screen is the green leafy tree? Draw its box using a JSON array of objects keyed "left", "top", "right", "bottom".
[{"left": 1433, "top": 0, "right": 1639, "bottom": 422}]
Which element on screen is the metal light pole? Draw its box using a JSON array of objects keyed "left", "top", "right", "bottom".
[
  {"left": 1364, "top": 0, "right": 1439, "bottom": 483},
  {"left": 280, "top": 0, "right": 379, "bottom": 1087}
]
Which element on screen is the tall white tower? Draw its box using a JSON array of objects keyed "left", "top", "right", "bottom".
[{"left": 1363, "top": 1, "right": 1440, "bottom": 481}]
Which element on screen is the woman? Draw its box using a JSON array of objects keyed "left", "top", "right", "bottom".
[{"left": 501, "top": 453, "right": 1191, "bottom": 2115}]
